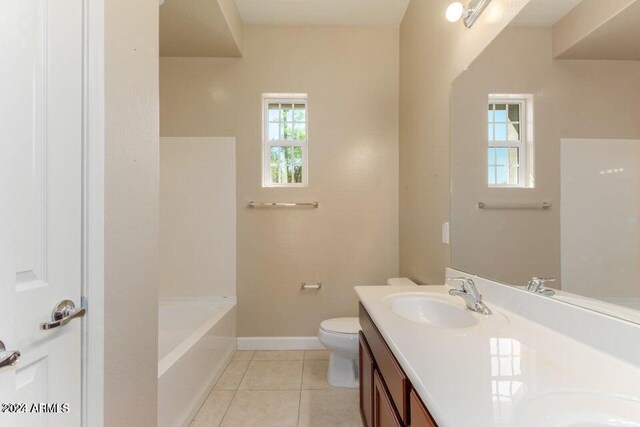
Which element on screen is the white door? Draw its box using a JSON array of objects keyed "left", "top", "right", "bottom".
[{"left": 0, "top": 0, "right": 84, "bottom": 426}]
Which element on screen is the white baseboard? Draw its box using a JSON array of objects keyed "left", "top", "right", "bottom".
[{"left": 238, "top": 336, "right": 326, "bottom": 351}]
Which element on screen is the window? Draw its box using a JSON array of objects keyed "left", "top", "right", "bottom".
[
  {"left": 488, "top": 95, "right": 532, "bottom": 187},
  {"left": 263, "top": 94, "right": 308, "bottom": 187}
]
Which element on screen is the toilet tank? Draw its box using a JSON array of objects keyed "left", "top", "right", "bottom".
[{"left": 387, "top": 277, "right": 418, "bottom": 286}]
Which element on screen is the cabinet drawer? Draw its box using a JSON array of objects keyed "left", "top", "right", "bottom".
[
  {"left": 374, "top": 369, "right": 403, "bottom": 427},
  {"left": 360, "top": 303, "right": 409, "bottom": 424},
  {"left": 360, "top": 332, "right": 375, "bottom": 427},
  {"left": 410, "top": 390, "right": 437, "bottom": 427}
]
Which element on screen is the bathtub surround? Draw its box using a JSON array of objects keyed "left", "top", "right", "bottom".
[
  {"left": 398, "top": 0, "right": 530, "bottom": 286},
  {"left": 105, "top": 0, "right": 159, "bottom": 425},
  {"left": 159, "top": 137, "right": 237, "bottom": 425},
  {"left": 160, "top": 26, "right": 400, "bottom": 337},
  {"left": 160, "top": 137, "right": 237, "bottom": 298},
  {"left": 561, "top": 139, "right": 640, "bottom": 299}
]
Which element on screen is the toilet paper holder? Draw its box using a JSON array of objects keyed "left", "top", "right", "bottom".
[{"left": 301, "top": 282, "right": 322, "bottom": 290}]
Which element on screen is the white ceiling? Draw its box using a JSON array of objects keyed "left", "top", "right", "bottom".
[
  {"left": 510, "top": 0, "right": 583, "bottom": 26},
  {"left": 234, "top": 0, "right": 411, "bottom": 26}
]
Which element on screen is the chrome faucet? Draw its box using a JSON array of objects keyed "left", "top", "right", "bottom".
[
  {"left": 526, "top": 277, "right": 556, "bottom": 296},
  {"left": 447, "top": 277, "right": 493, "bottom": 315}
]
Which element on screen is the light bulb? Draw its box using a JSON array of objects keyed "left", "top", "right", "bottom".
[{"left": 446, "top": 2, "right": 465, "bottom": 22}]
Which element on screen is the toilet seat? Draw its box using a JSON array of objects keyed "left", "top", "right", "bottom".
[{"left": 320, "top": 317, "right": 360, "bottom": 335}]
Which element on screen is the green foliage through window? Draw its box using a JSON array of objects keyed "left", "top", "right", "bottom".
[{"left": 270, "top": 146, "right": 303, "bottom": 184}]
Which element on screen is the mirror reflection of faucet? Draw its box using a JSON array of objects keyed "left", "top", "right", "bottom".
[{"left": 526, "top": 277, "right": 556, "bottom": 296}]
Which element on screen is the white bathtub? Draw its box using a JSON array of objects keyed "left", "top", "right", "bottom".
[{"left": 158, "top": 297, "right": 237, "bottom": 427}]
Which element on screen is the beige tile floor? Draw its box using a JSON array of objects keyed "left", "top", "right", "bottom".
[{"left": 190, "top": 350, "right": 363, "bottom": 427}]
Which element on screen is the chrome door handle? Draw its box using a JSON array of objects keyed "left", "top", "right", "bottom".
[
  {"left": 40, "top": 299, "right": 86, "bottom": 330},
  {"left": 0, "top": 340, "right": 20, "bottom": 369}
]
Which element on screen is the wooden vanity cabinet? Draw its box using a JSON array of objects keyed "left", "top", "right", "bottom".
[
  {"left": 359, "top": 303, "right": 438, "bottom": 427},
  {"left": 409, "top": 390, "right": 437, "bottom": 427},
  {"left": 359, "top": 304, "right": 410, "bottom": 423},
  {"left": 373, "top": 369, "right": 403, "bottom": 427},
  {"left": 359, "top": 332, "right": 376, "bottom": 427}
]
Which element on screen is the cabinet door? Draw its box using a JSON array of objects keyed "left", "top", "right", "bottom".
[
  {"left": 360, "top": 332, "right": 375, "bottom": 427},
  {"left": 361, "top": 303, "right": 410, "bottom": 423},
  {"left": 410, "top": 390, "right": 437, "bottom": 427},
  {"left": 373, "top": 369, "right": 403, "bottom": 427}
]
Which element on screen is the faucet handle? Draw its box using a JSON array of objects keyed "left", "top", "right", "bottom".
[
  {"left": 446, "top": 277, "right": 481, "bottom": 300},
  {"left": 447, "top": 277, "right": 492, "bottom": 315},
  {"left": 446, "top": 277, "right": 472, "bottom": 288},
  {"left": 529, "top": 277, "right": 555, "bottom": 286},
  {"left": 527, "top": 277, "right": 556, "bottom": 292}
]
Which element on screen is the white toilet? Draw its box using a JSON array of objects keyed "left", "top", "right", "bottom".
[{"left": 318, "top": 277, "right": 418, "bottom": 388}]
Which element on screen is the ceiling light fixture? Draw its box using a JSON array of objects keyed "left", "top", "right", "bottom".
[
  {"left": 446, "top": 2, "right": 465, "bottom": 22},
  {"left": 446, "top": 0, "right": 493, "bottom": 28}
]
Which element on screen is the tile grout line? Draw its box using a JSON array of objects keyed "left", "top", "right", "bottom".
[
  {"left": 191, "top": 350, "right": 240, "bottom": 426},
  {"left": 195, "top": 351, "right": 333, "bottom": 426},
  {"left": 218, "top": 351, "right": 254, "bottom": 427},
  {"left": 301, "top": 351, "right": 307, "bottom": 390},
  {"left": 207, "top": 387, "right": 316, "bottom": 391},
  {"left": 189, "top": 386, "right": 215, "bottom": 426},
  {"left": 219, "top": 351, "right": 335, "bottom": 426},
  {"left": 296, "top": 389, "right": 303, "bottom": 427},
  {"left": 297, "top": 355, "right": 305, "bottom": 427}
]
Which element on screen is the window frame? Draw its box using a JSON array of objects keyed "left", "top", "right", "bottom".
[
  {"left": 488, "top": 96, "right": 527, "bottom": 188},
  {"left": 262, "top": 94, "right": 309, "bottom": 188}
]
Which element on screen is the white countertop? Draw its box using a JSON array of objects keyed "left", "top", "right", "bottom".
[{"left": 355, "top": 285, "right": 640, "bottom": 427}]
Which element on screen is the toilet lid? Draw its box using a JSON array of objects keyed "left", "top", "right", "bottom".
[{"left": 320, "top": 317, "right": 361, "bottom": 334}]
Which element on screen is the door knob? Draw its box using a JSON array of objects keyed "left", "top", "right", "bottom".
[
  {"left": 40, "top": 299, "right": 86, "bottom": 330},
  {"left": 0, "top": 340, "right": 20, "bottom": 369}
]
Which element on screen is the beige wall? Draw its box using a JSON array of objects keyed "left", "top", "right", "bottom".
[
  {"left": 160, "top": 137, "right": 236, "bottom": 298},
  {"left": 451, "top": 26, "right": 640, "bottom": 287},
  {"left": 105, "top": 0, "right": 159, "bottom": 424},
  {"left": 399, "top": 0, "right": 530, "bottom": 286},
  {"left": 552, "top": 0, "right": 637, "bottom": 58},
  {"left": 160, "top": 0, "right": 243, "bottom": 57},
  {"left": 160, "top": 26, "right": 399, "bottom": 336}
]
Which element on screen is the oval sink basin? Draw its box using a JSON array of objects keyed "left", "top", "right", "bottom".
[
  {"left": 385, "top": 294, "right": 478, "bottom": 328},
  {"left": 514, "top": 392, "right": 640, "bottom": 427}
]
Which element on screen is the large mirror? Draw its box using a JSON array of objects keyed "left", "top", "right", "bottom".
[{"left": 450, "top": 0, "right": 640, "bottom": 323}]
